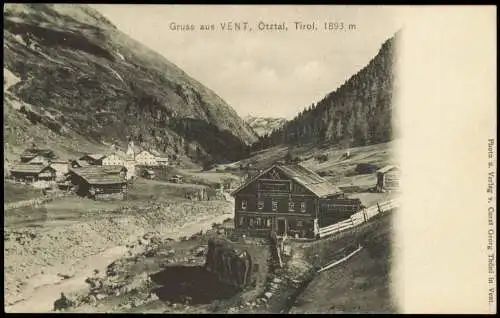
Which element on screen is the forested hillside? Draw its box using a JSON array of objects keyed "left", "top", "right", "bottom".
[{"left": 252, "top": 32, "right": 399, "bottom": 151}]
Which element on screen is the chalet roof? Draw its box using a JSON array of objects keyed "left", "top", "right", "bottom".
[
  {"left": 136, "top": 150, "right": 154, "bottom": 157},
  {"left": 69, "top": 165, "right": 127, "bottom": 176},
  {"left": 105, "top": 153, "right": 125, "bottom": 159},
  {"left": 377, "top": 165, "right": 400, "bottom": 174},
  {"left": 231, "top": 163, "right": 342, "bottom": 198},
  {"left": 81, "top": 154, "right": 107, "bottom": 161},
  {"left": 71, "top": 159, "right": 91, "bottom": 167},
  {"left": 51, "top": 159, "right": 69, "bottom": 164},
  {"left": 81, "top": 174, "right": 127, "bottom": 185},
  {"left": 150, "top": 149, "right": 162, "bottom": 157},
  {"left": 27, "top": 155, "right": 50, "bottom": 163},
  {"left": 144, "top": 169, "right": 155, "bottom": 174},
  {"left": 11, "top": 164, "right": 55, "bottom": 174},
  {"left": 156, "top": 157, "right": 169, "bottom": 161},
  {"left": 21, "top": 148, "right": 55, "bottom": 158}
]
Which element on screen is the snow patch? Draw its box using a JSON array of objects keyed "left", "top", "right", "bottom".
[
  {"left": 4, "top": 68, "right": 21, "bottom": 90},
  {"left": 106, "top": 66, "right": 125, "bottom": 84},
  {"left": 116, "top": 51, "right": 125, "bottom": 61}
]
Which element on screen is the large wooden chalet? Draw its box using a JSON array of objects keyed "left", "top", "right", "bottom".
[
  {"left": 67, "top": 165, "right": 128, "bottom": 200},
  {"left": 231, "top": 163, "right": 362, "bottom": 239}
]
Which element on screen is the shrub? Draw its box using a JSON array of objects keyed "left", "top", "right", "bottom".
[{"left": 354, "top": 163, "right": 379, "bottom": 174}]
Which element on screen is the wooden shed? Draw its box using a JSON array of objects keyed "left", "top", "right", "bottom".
[
  {"left": 376, "top": 165, "right": 401, "bottom": 192},
  {"left": 67, "top": 166, "right": 127, "bottom": 200}
]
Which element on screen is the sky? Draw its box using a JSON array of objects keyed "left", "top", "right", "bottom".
[{"left": 91, "top": 5, "right": 401, "bottom": 119}]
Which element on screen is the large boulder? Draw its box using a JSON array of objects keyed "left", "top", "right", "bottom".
[{"left": 204, "top": 238, "right": 252, "bottom": 289}]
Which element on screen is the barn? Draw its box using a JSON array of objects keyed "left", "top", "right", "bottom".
[
  {"left": 67, "top": 166, "right": 128, "bottom": 199},
  {"left": 10, "top": 164, "right": 57, "bottom": 183},
  {"left": 376, "top": 165, "right": 401, "bottom": 192},
  {"left": 231, "top": 162, "right": 363, "bottom": 239}
]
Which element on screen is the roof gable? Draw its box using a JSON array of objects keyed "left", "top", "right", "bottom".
[
  {"left": 377, "top": 165, "right": 400, "bottom": 174},
  {"left": 231, "top": 163, "right": 342, "bottom": 198},
  {"left": 80, "top": 154, "right": 107, "bottom": 161},
  {"left": 11, "top": 164, "right": 55, "bottom": 174}
]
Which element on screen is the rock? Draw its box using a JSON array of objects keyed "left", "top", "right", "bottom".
[
  {"left": 149, "top": 293, "right": 159, "bottom": 302},
  {"left": 264, "top": 292, "right": 273, "bottom": 299},
  {"left": 83, "top": 294, "right": 97, "bottom": 305},
  {"left": 272, "top": 277, "right": 282, "bottom": 284},
  {"left": 133, "top": 299, "right": 144, "bottom": 307},
  {"left": 228, "top": 307, "right": 238, "bottom": 313},
  {"left": 121, "top": 303, "right": 132, "bottom": 310},
  {"left": 96, "top": 293, "right": 106, "bottom": 301}
]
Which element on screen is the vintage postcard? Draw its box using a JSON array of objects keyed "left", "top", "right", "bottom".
[{"left": 3, "top": 4, "right": 496, "bottom": 314}]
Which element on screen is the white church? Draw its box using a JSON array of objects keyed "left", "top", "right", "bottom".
[{"left": 102, "top": 141, "right": 168, "bottom": 180}]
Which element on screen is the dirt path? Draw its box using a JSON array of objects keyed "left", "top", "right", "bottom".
[{"left": 4, "top": 212, "right": 233, "bottom": 313}]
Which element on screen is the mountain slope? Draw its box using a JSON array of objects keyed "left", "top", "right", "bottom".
[
  {"left": 243, "top": 115, "right": 287, "bottom": 138},
  {"left": 3, "top": 4, "right": 258, "bottom": 165},
  {"left": 252, "top": 32, "right": 399, "bottom": 151}
]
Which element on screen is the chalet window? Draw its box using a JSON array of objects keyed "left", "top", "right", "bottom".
[
  {"left": 272, "top": 200, "right": 278, "bottom": 212},
  {"left": 241, "top": 200, "right": 247, "bottom": 210},
  {"left": 266, "top": 218, "right": 272, "bottom": 228},
  {"left": 297, "top": 220, "right": 304, "bottom": 227},
  {"left": 257, "top": 200, "right": 264, "bottom": 210},
  {"left": 288, "top": 201, "right": 295, "bottom": 212},
  {"left": 256, "top": 217, "right": 262, "bottom": 227},
  {"left": 300, "top": 202, "right": 306, "bottom": 212},
  {"left": 249, "top": 218, "right": 255, "bottom": 228},
  {"left": 239, "top": 216, "right": 245, "bottom": 226}
]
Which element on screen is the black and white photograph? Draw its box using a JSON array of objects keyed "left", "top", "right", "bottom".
[{"left": 3, "top": 4, "right": 496, "bottom": 314}]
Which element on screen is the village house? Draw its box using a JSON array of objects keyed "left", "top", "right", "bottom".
[
  {"left": 26, "top": 155, "right": 51, "bottom": 166},
  {"left": 79, "top": 154, "right": 107, "bottom": 166},
  {"left": 376, "top": 165, "right": 400, "bottom": 192},
  {"left": 102, "top": 153, "right": 125, "bottom": 166},
  {"left": 67, "top": 165, "right": 128, "bottom": 199},
  {"left": 155, "top": 157, "right": 169, "bottom": 167},
  {"left": 10, "top": 164, "right": 57, "bottom": 184},
  {"left": 20, "top": 147, "right": 56, "bottom": 163},
  {"left": 231, "top": 163, "right": 362, "bottom": 239},
  {"left": 50, "top": 159, "right": 70, "bottom": 180},
  {"left": 135, "top": 150, "right": 158, "bottom": 166}
]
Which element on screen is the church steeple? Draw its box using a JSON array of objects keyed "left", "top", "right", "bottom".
[{"left": 126, "top": 140, "right": 135, "bottom": 160}]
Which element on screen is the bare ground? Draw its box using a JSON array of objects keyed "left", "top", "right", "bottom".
[{"left": 4, "top": 178, "right": 234, "bottom": 313}]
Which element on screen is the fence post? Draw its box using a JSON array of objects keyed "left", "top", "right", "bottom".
[
  {"left": 377, "top": 202, "right": 382, "bottom": 214},
  {"left": 363, "top": 209, "right": 367, "bottom": 222}
]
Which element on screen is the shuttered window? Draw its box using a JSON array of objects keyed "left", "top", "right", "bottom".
[{"left": 272, "top": 200, "right": 278, "bottom": 212}]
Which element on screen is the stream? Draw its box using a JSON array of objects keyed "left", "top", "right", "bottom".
[{"left": 4, "top": 212, "right": 233, "bottom": 313}]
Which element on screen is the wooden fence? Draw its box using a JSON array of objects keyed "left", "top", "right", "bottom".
[
  {"left": 318, "top": 198, "right": 399, "bottom": 239},
  {"left": 4, "top": 192, "right": 68, "bottom": 211}
]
